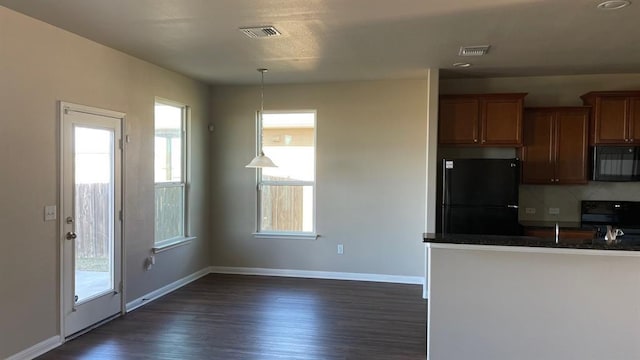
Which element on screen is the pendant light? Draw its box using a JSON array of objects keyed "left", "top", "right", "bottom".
[{"left": 246, "top": 68, "right": 278, "bottom": 168}]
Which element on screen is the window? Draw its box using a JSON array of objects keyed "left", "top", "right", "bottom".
[
  {"left": 154, "top": 99, "right": 188, "bottom": 245},
  {"left": 257, "top": 111, "right": 316, "bottom": 236}
]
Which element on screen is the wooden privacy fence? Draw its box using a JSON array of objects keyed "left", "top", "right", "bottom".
[
  {"left": 75, "top": 183, "right": 110, "bottom": 259},
  {"left": 261, "top": 179, "right": 304, "bottom": 232}
]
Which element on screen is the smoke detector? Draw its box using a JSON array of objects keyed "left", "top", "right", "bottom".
[
  {"left": 597, "top": 0, "right": 631, "bottom": 10},
  {"left": 239, "top": 26, "right": 282, "bottom": 38},
  {"left": 458, "top": 45, "right": 491, "bottom": 57}
]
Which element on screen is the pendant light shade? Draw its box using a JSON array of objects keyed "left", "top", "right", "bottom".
[
  {"left": 246, "top": 68, "right": 278, "bottom": 168},
  {"left": 245, "top": 151, "right": 277, "bottom": 168}
]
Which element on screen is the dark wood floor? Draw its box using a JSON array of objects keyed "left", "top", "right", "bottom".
[{"left": 38, "top": 274, "right": 426, "bottom": 359}]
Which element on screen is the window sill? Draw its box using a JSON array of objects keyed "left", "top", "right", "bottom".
[
  {"left": 253, "top": 232, "right": 319, "bottom": 240},
  {"left": 153, "top": 236, "right": 196, "bottom": 254}
]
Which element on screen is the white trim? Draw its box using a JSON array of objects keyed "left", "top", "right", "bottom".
[
  {"left": 6, "top": 335, "right": 62, "bottom": 360},
  {"left": 61, "top": 102, "right": 125, "bottom": 119},
  {"left": 427, "top": 242, "right": 640, "bottom": 257},
  {"left": 255, "top": 109, "right": 318, "bottom": 235},
  {"left": 209, "top": 266, "right": 424, "bottom": 285},
  {"left": 125, "top": 267, "right": 210, "bottom": 312},
  {"left": 59, "top": 101, "right": 125, "bottom": 338},
  {"left": 152, "top": 236, "right": 196, "bottom": 253},
  {"left": 153, "top": 98, "right": 189, "bottom": 244},
  {"left": 252, "top": 232, "right": 319, "bottom": 240}
]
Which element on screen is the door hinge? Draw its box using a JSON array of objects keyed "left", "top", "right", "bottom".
[
  {"left": 118, "top": 138, "right": 123, "bottom": 150},
  {"left": 119, "top": 210, "right": 123, "bottom": 221}
]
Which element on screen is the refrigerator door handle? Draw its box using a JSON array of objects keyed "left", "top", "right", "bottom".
[{"left": 507, "top": 205, "right": 519, "bottom": 209}]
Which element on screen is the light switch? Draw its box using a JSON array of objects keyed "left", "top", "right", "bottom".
[{"left": 44, "top": 205, "right": 57, "bottom": 221}]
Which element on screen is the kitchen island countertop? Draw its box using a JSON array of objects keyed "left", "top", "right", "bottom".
[{"left": 423, "top": 232, "right": 640, "bottom": 251}]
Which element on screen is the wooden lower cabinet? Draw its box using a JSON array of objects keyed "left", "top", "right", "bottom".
[
  {"left": 520, "top": 107, "right": 589, "bottom": 184},
  {"left": 524, "top": 228, "right": 595, "bottom": 244}
]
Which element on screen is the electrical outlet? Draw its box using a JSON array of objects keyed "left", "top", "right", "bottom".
[
  {"left": 549, "top": 208, "right": 560, "bottom": 215},
  {"left": 337, "top": 244, "right": 344, "bottom": 255},
  {"left": 144, "top": 256, "right": 154, "bottom": 271},
  {"left": 525, "top": 207, "right": 536, "bottom": 214}
]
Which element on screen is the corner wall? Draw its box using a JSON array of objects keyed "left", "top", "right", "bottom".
[
  {"left": 210, "top": 79, "right": 429, "bottom": 278},
  {"left": 0, "top": 8, "right": 210, "bottom": 358}
]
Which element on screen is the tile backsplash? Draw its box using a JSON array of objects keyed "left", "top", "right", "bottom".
[{"left": 519, "top": 182, "right": 640, "bottom": 222}]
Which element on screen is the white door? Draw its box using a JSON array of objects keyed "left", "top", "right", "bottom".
[{"left": 61, "top": 102, "right": 123, "bottom": 338}]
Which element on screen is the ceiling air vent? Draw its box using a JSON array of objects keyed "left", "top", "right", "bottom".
[
  {"left": 458, "top": 45, "right": 491, "bottom": 57},
  {"left": 239, "top": 26, "right": 282, "bottom": 38}
]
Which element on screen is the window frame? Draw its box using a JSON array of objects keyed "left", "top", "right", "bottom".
[
  {"left": 254, "top": 109, "right": 318, "bottom": 239},
  {"left": 153, "top": 98, "right": 194, "bottom": 250}
]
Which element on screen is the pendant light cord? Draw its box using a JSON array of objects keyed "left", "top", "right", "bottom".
[{"left": 258, "top": 68, "right": 267, "bottom": 156}]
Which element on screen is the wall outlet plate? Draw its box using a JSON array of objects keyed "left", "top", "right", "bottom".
[
  {"left": 337, "top": 244, "right": 344, "bottom": 255},
  {"left": 44, "top": 205, "right": 57, "bottom": 221},
  {"left": 525, "top": 208, "right": 536, "bottom": 214},
  {"left": 549, "top": 208, "right": 560, "bottom": 215}
]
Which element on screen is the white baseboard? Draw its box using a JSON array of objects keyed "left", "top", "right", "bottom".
[
  {"left": 6, "top": 335, "right": 62, "bottom": 360},
  {"left": 125, "top": 267, "right": 211, "bottom": 312},
  {"left": 209, "top": 266, "right": 424, "bottom": 285}
]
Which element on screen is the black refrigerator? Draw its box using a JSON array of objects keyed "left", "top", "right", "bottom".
[{"left": 442, "top": 158, "right": 522, "bottom": 236}]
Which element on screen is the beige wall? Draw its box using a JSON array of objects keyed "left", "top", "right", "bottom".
[
  {"left": 0, "top": 8, "right": 210, "bottom": 358},
  {"left": 210, "top": 79, "right": 428, "bottom": 277},
  {"left": 441, "top": 74, "right": 640, "bottom": 222}
]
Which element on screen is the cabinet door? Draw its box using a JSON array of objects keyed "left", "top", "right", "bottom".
[
  {"left": 593, "top": 97, "right": 628, "bottom": 144},
  {"left": 524, "top": 228, "right": 594, "bottom": 244},
  {"left": 555, "top": 109, "right": 589, "bottom": 184},
  {"left": 521, "top": 110, "right": 555, "bottom": 184},
  {"left": 439, "top": 97, "right": 479, "bottom": 145},
  {"left": 630, "top": 97, "right": 640, "bottom": 143},
  {"left": 481, "top": 97, "right": 523, "bottom": 146}
]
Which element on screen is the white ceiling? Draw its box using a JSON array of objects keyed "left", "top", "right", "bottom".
[{"left": 1, "top": 0, "right": 639, "bottom": 85}]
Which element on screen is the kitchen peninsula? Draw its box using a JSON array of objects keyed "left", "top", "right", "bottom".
[{"left": 423, "top": 233, "right": 640, "bottom": 360}]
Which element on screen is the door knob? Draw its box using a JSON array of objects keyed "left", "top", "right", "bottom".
[{"left": 65, "top": 232, "right": 77, "bottom": 240}]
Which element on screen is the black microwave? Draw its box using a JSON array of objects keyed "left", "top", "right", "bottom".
[{"left": 592, "top": 146, "right": 640, "bottom": 181}]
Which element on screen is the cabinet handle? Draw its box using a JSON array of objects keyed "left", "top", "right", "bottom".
[
  {"left": 474, "top": 139, "right": 478, "bottom": 143},
  {"left": 625, "top": 139, "right": 629, "bottom": 142}
]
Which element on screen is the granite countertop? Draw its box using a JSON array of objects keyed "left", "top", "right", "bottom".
[{"left": 422, "top": 232, "right": 640, "bottom": 251}]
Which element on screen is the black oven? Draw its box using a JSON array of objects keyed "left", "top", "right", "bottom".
[
  {"left": 581, "top": 201, "right": 640, "bottom": 243},
  {"left": 592, "top": 146, "right": 640, "bottom": 181}
]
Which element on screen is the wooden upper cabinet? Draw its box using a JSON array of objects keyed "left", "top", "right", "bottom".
[
  {"left": 520, "top": 107, "right": 589, "bottom": 185},
  {"left": 438, "top": 97, "right": 480, "bottom": 144},
  {"left": 439, "top": 93, "right": 526, "bottom": 146},
  {"left": 581, "top": 91, "right": 640, "bottom": 145},
  {"left": 482, "top": 97, "right": 523, "bottom": 145},
  {"left": 630, "top": 97, "right": 640, "bottom": 142},
  {"left": 554, "top": 109, "right": 589, "bottom": 184},
  {"left": 521, "top": 110, "right": 554, "bottom": 183}
]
